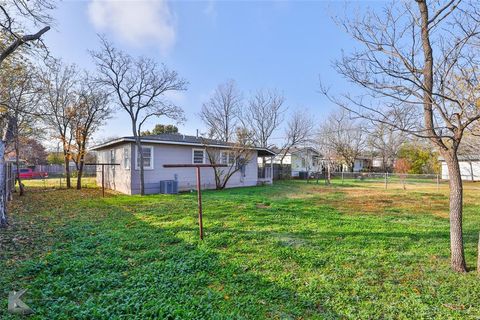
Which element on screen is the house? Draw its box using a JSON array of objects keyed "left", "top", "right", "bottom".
[
  {"left": 271, "top": 147, "right": 321, "bottom": 177},
  {"left": 351, "top": 156, "right": 392, "bottom": 172},
  {"left": 439, "top": 155, "right": 480, "bottom": 181},
  {"left": 352, "top": 157, "right": 371, "bottom": 172},
  {"left": 90, "top": 133, "right": 276, "bottom": 195}
]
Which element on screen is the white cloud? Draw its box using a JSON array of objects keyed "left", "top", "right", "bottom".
[{"left": 88, "top": 0, "right": 176, "bottom": 54}]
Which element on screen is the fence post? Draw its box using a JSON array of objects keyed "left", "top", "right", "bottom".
[
  {"left": 384, "top": 172, "right": 388, "bottom": 189},
  {"left": 437, "top": 174, "right": 440, "bottom": 191},
  {"left": 342, "top": 171, "right": 344, "bottom": 184}
]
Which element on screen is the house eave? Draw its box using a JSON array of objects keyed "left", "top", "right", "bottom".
[{"left": 90, "top": 137, "right": 276, "bottom": 156}]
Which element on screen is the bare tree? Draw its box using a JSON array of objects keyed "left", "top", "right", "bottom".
[
  {"left": 243, "top": 89, "right": 285, "bottom": 148},
  {"left": 91, "top": 37, "right": 187, "bottom": 195},
  {"left": 321, "top": 0, "right": 480, "bottom": 272},
  {"left": 0, "top": 60, "right": 42, "bottom": 230},
  {"left": 316, "top": 131, "right": 339, "bottom": 185},
  {"left": 0, "top": 116, "right": 13, "bottom": 226},
  {"left": 278, "top": 109, "right": 315, "bottom": 164},
  {"left": 1, "top": 63, "right": 42, "bottom": 196},
  {"left": 40, "top": 60, "right": 78, "bottom": 189},
  {"left": 367, "top": 121, "right": 407, "bottom": 172},
  {"left": 0, "top": 0, "right": 53, "bottom": 66},
  {"left": 70, "top": 73, "right": 112, "bottom": 190},
  {"left": 203, "top": 128, "right": 254, "bottom": 190},
  {"left": 200, "top": 80, "right": 242, "bottom": 142},
  {"left": 318, "top": 109, "right": 367, "bottom": 172},
  {"left": 0, "top": 0, "right": 52, "bottom": 227}
]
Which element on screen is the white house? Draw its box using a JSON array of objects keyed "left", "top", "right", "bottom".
[
  {"left": 91, "top": 134, "right": 276, "bottom": 195},
  {"left": 271, "top": 147, "right": 321, "bottom": 177},
  {"left": 352, "top": 156, "right": 389, "bottom": 172},
  {"left": 440, "top": 156, "right": 480, "bottom": 181}
]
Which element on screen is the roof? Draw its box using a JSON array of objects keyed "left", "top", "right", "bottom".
[
  {"left": 438, "top": 155, "right": 480, "bottom": 161},
  {"left": 90, "top": 133, "right": 276, "bottom": 156},
  {"left": 271, "top": 146, "right": 320, "bottom": 156}
]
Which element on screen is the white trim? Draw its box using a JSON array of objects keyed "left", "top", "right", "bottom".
[
  {"left": 135, "top": 145, "right": 154, "bottom": 170},
  {"left": 192, "top": 148, "right": 205, "bottom": 164},
  {"left": 123, "top": 146, "right": 130, "bottom": 170},
  {"left": 110, "top": 149, "right": 116, "bottom": 170},
  {"left": 90, "top": 137, "right": 276, "bottom": 156}
]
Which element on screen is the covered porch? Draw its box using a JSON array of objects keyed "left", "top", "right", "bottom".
[{"left": 257, "top": 149, "right": 275, "bottom": 185}]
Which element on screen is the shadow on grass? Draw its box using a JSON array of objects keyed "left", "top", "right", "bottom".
[{"left": 1, "top": 197, "right": 339, "bottom": 319}]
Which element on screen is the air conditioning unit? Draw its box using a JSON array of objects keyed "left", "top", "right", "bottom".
[{"left": 160, "top": 180, "right": 178, "bottom": 194}]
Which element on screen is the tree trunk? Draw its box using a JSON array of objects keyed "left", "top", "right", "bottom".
[
  {"left": 134, "top": 137, "right": 145, "bottom": 196},
  {"left": 15, "top": 155, "right": 24, "bottom": 196},
  {"left": 469, "top": 161, "right": 474, "bottom": 182},
  {"left": 64, "top": 152, "right": 71, "bottom": 188},
  {"left": 14, "top": 141, "right": 24, "bottom": 196},
  {"left": 444, "top": 153, "right": 467, "bottom": 272},
  {"left": 326, "top": 162, "right": 331, "bottom": 185},
  {"left": 76, "top": 158, "right": 84, "bottom": 190},
  {"left": 216, "top": 170, "right": 223, "bottom": 190},
  {"left": 416, "top": 0, "right": 467, "bottom": 272},
  {"left": 0, "top": 140, "right": 7, "bottom": 227}
]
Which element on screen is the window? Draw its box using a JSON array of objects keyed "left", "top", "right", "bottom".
[
  {"left": 220, "top": 151, "right": 236, "bottom": 166},
  {"left": 228, "top": 153, "right": 235, "bottom": 166},
  {"left": 123, "top": 147, "right": 130, "bottom": 170},
  {"left": 220, "top": 151, "right": 228, "bottom": 165},
  {"left": 135, "top": 146, "right": 154, "bottom": 170},
  {"left": 237, "top": 157, "right": 247, "bottom": 177},
  {"left": 192, "top": 149, "right": 205, "bottom": 164}
]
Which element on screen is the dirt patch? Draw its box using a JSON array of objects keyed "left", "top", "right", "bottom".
[{"left": 310, "top": 186, "right": 451, "bottom": 218}]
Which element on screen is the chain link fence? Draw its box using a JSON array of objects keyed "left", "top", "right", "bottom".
[
  {"left": 15, "top": 164, "right": 98, "bottom": 190},
  {"left": 298, "top": 171, "right": 450, "bottom": 190}
]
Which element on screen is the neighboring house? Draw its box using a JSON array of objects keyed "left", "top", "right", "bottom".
[
  {"left": 439, "top": 156, "right": 480, "bottom": 181},
  {"left": 271, "top": 147, "right": 321, "bottom": 177},
  {"left": 91, "top": 134, "right": 276, "bottom": 195},
  {"left": 352, "top": 156, "right": 389, "bottom": 172},
  {"left": 352, "top": 157, "right": 371, "bottom": 172}
]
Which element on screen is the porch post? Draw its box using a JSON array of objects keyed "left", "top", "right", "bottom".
[{"left": 270, "top": 156, "right": 273, "bottom": 183}]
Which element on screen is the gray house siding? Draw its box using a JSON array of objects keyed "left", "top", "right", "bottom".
[
  {"left": 130, "top": 144, "right": 258, "bottom": 194},
  {"left": 96, "top": 143, "right": 133, "bottom": 194},
  {"left": 96, "top": 142, "right": 260, "bottom": 195}
]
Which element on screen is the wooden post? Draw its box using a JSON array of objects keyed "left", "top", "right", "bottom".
[
  {"left": 163, "top": 163, "right": 227, "bottom": 240},
  {"left": 196, "top": 166, "right": 204, "bottom": 240},
  {"left": 384, "top": 172, "right": 388, "bottom": 189},
  {"left": 101, "top": 164, "right": 105, "bottom": 197},
  {"left": 436, "top": 174, "right": 440, "bottom": 191},
  {"left": 477, "top": 232, "right": 480, "bottom": 274},
  {"left": 342, "top": 171, "right": 344, "bottom": 184}
]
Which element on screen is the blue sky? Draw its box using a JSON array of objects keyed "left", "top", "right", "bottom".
[{"left": 43, "top": 0, "right": 376, "bottom": 146}]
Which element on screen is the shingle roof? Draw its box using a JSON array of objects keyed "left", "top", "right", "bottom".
[
  {"left": 125, "top": 133, "right": 231, "bottom": 146},
  {"left": 271, "top": 146, "right": 320, "bottom": 156},
  {"left": 90, "top": 133, "right": 276, "bottom": 156},
  {"left": 438, "top": 155, "right": 480, "bottom": 161}
]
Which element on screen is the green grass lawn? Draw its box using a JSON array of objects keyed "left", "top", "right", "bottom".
[{"left": 2, "top": 179, "right": 480, "bottom": 319}]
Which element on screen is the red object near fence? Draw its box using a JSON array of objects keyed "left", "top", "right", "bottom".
[{"left": 17, "top": 168, "right": 48, "bottom": 179}]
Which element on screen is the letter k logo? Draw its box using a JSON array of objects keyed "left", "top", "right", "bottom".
[{"left": 8, "top": 289, "right": 33, "bottom": 315}]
